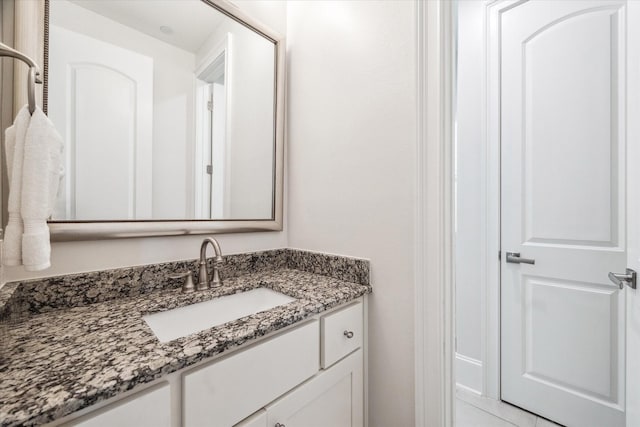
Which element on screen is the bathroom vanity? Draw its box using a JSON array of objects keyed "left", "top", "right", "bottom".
[
  {"left": 62, "top": 301, "right": 363, "bottom": 427},
  {"left": 0, "top": 249, "right": 370, "bottom": 426}
]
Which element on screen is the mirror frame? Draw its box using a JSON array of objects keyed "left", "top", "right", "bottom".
[{"left": 26, "top": 0, "right": 284, "bottom": 241}]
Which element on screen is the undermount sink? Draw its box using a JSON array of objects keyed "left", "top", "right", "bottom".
[{"left": 143, "top": 288, "right": 296, "bottom": 343}]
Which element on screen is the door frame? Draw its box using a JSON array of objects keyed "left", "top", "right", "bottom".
[
  {"left": 193, "top": 33, "right": 232, "bottom": 219},
  {"left": 452, "top": 0, "right": 525, "bottom": 402},
  {"left": 414, "top": 0, "right": 455, "bottom": 426},
  {"left": 414, "top": 0, "right": 533, "bottom": 424},
  {"left": 452, "top": 0, "right": 507, "bottom": 400}
]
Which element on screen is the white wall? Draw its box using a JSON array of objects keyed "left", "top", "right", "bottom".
[
  {"left": 455, "top": 0, "right": 486, "bottom": 394},
  {"left": 3, "top": 0, "right": 288, "bottom": 283},
  {"left": 50, "top": 0, "right": 196, "bottom": 220},
  {"left": 286, "top": 2, "right": 416, "bottom": 425}
]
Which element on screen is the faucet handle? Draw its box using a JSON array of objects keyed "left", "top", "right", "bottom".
[{"left": 169, "top": 271, "right": 196, "bottom": 293}]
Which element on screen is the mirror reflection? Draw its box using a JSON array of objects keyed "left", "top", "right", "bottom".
[{"left": 48, "top": 0, "right": 277, "bottom": 221}]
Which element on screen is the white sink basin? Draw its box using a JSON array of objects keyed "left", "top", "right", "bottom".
[{"left": 143, "top": 287, "right": 296, "bottom": 343}]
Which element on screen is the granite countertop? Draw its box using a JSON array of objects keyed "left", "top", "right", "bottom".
[{"left": 0, "top": 250, "right": 371, "bottom": 426}]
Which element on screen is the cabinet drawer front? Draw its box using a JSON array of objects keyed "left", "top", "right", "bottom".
[
  {"left": 63, "top": 383, "right": 171, "bottom": 427},
  {"left": 183, "top": 320, "right": 319, "bottom": 427},
  {"left": 321, "top": 301, "right": 363, "bottom": 368}
]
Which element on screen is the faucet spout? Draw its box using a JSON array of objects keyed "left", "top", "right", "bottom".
[{"left": 198, "top": 237, "right": 224, "bottom": 290}]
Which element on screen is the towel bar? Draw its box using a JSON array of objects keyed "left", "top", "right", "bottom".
[{"left": 0, "top": 41, "right": 43, "bottom": 115}]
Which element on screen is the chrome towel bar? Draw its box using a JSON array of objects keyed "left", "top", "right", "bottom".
[{"left": 0, "top": 41, "right": 43, "bottom": 115}]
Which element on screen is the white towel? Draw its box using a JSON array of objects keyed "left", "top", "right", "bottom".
[
  {"left": 20, "top": 107, "right": 64, "bottom": 271},
  {"left": 3, "top": 106, "right": 31, "bottom": 266}
]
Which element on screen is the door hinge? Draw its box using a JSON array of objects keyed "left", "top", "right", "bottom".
[
  {"left": 206, "top": 165, "right": 213, "bottom": 175},
  {"left": 498, "top": 250, "right": 501, "bottom": 261},
  {"left": 207, "top": 100, "right": 213, "bottom": 111}
]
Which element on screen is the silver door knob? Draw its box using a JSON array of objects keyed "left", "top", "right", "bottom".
[
  {"left": 608, "top": 268, "right": 637, "bottom": 290},
  {"left": 344, "top": 330, "right": 354, "bottom": 339},
  {"left": 505, "top": 252, "right": 535, "bottom": 265}
]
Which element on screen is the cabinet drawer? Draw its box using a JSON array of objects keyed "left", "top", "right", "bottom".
[
  {"left": 321, "top": 301, "right": 363, "bottom": 368},
  {"left": 183, "top": 320, "right": 319, "bottom": 427}
]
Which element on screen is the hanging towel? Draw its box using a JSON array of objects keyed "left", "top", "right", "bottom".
[
  {"left": 20, "top": 107, "right": 64, "bottom": 271},
  {"left": 3, "top": 106, "right": 31, "bottom": 266}
]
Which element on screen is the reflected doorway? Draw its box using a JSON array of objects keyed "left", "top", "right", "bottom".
[{"left": 195, "top": 34, "right": 230, "bottom": 219}]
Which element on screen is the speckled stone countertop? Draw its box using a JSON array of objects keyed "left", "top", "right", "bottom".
[{"left": 0, "top": 249, "right": 371, "bottom": 426}]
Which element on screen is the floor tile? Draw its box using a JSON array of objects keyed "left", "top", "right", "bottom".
[
  {"left": 456, "top": 388, "right": 538, "bottom": 427},
  {"left": 456, "top": 400, "right": 518, "bottom": 427}
]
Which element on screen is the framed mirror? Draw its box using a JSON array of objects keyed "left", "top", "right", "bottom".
[{"left": 22, "top": 0, "right": 284, "bottom": 240}]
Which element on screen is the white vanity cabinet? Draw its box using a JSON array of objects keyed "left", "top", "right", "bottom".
[{"left": 53, "top": 298, "right": 366, "bottom": 427}]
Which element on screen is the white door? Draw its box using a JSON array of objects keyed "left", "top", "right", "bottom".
[
  {"left": 48, "top": 25, "right": 153, "bottom": 220},
  {"left": 500, "top": 1, "right": 627, "bottom": 426}
]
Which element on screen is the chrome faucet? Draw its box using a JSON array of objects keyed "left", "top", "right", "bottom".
[{"left": 198, "top": 237, "right": 224, "bottom": 290}]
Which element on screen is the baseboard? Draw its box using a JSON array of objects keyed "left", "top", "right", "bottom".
[{"left": 455, "top": 353, "right": 483, "bottom": 394}]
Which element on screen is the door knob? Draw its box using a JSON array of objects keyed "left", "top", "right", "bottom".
[
  {"left": 505, "top": 252, "right": 535, "bottom": 265},
  {"left": 608, "top": 268, "right": 637, "bottom": 290}
]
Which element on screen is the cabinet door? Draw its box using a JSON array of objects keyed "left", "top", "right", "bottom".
[
  {"left": 63, "top": 383, "right": 171, "bottom": 427},
  {"left": 266, "top": 349, "right": 363, "bottom": 427}
]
